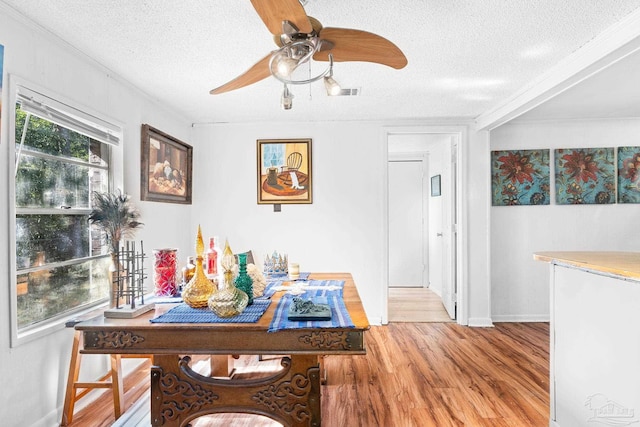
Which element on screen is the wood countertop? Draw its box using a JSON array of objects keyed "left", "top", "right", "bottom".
[{"left": 533, "top": 251, "right": 640, "bottom": 281}]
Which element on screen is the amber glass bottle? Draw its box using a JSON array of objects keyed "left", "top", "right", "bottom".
[{"left": 182, "top": 226, "right": 215, "bottom": 308}]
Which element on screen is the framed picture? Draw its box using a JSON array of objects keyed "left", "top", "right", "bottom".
[
  {"left": 431, "top": 174, "right": 441, "bottom": 197},
  {"left": 555, "top": 147, "right": 614, "bottom": 205},
  {"left": 491, "top": 149, "right": 550, "bottom": 206},
  {"left": 257, "top": 138, "right": 312, "bottom": 204},
  {"left": 617, "top": 146, "right": 640, "bottom": 203},
  {"left": 140, "top": 124, "right": 193, "bottom": 204}
]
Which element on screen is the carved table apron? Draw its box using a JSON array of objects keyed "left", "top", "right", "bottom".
[{"left": 76, "top": 272, "right": 369, "bottom": 427}]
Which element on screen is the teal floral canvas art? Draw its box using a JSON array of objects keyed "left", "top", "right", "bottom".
[
  {"left": 491, "top": 149, "right": 550, "bottom": 206},
  {"left": 617, "top": 146, "right": 640, "bottom": 203},
  {"left": 555, "top": 148, "right": 615, "bottom": 204}
]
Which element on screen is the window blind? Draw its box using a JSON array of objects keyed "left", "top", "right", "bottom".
[{"left": 16, "top": 85, "right": 121, "bottom": 146}]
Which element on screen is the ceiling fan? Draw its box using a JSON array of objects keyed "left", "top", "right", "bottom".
[{"left": 209, "top": 0, "right": 408, "bottom": 108}]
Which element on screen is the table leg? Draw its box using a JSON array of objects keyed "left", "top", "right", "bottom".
[{"left": 151, "top": 354, "right": 321, "bottom": 427}]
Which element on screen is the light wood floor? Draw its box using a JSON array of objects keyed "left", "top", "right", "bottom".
[
  {"left": 388, "top": 287, "right": 453, "bottom": 322},
  {"left": 66, "top": 322, "right": 550, "bottom": 427}
]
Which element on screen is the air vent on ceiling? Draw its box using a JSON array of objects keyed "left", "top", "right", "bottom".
[{"left": 335, "top": 88, "right": 360, "bottom": 96}]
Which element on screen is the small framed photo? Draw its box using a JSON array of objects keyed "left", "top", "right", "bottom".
[
  {"left": 431, "top": 174, "right": 441, "bottom": 197},
  {"left": 140, "top": 124, "right": 193, "bottom": 204},
  {"left": 257, "top": 139, "right": 312, "bottom": 204}
]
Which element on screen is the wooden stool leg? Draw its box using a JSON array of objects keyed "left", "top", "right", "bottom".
[
  {"left": 61, "top": 331, "right": 83, "bottom": 426},
  {"left": 61, "top": 330, "right": 133, "bottom": 426},
  {"left": 319, "top": 355, "right": 327, "bottom": 385},
  {"left": 110, "top": 354, "right": 124, "bottom": 420},
  {"left": 209, "top": 355, "right": 234, "bottom": 377}
]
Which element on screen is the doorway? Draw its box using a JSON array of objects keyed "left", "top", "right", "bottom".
[
  {"left": 386, "top": 130, "right": 460, "bottom": 323},
  {"left": 388, "top": 155, "right": 427, "bottom": 289}
]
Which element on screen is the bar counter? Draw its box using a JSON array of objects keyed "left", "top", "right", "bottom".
[{"left": 535, "top": 251, "right": 640, "bottom": 427}]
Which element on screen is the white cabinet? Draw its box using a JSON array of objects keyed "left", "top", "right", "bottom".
[{"left": 537, "top": 252, "right": 640, "bottom": 427}]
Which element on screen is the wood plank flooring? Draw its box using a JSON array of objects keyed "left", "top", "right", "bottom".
[
  {"left": 65, "top": 322, "right": 549, "bottom": 427},
  {"left": 388, "top": 287, "right": 453, "bottom": 322}
]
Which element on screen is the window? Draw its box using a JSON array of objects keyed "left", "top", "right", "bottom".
[{"left": 10, "top": 82, "right": 122, "bottom": 345}]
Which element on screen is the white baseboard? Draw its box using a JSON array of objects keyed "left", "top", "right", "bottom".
[
  {"left": 549, "top": 420, "right": 560, "bottom": 427},
  {"left": 112, "top": 390, "right": 150, "bottom": 427},
  {"left": 32, "top": 408, "right": 58, "bottom": 427},
  {"left": 492, "top": 314, "right": 550, "bottom": 322},
  {"left": 467, "top": 317, "right": 494, "bottom": 327},
  {"left": 369, "top": 316, "right": 383, "bottom": 326}
]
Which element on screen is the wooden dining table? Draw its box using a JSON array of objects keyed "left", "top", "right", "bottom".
[{"left": 75, "top": 272, "right": 369, "bottom": 427}]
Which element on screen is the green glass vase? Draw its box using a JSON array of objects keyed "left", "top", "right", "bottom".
[{"left": 234, "top": 253, "right": 254, "bottom": 305}]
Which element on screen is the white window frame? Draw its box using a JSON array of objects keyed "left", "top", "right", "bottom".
[{"left": 8, "top": 75, "right": 124, "bottom": 347}]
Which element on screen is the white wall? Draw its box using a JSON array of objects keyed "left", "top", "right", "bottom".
[
  {"left": 466, "top": 129, "right": 493, "bottom": 326},
  {"left": 191, "top": 122, "right": 388, "bottom": 321},
  {"left": 191, "top": 123, "right": 491, "bottom": 327},
  {"left": 490, "top": 118, "right": 640, "bottom": 321},
  {"left": 0, "top": 7, "right": 192, "bottom": 426}
]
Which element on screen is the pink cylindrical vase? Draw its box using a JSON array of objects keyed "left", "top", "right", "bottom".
[{"left": 153, "top": 248, "right": 178, "bottom": 296}]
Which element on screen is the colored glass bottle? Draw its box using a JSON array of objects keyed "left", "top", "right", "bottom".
[
  {"left": 234, "top": 253, "right": 254, "bottom": 305},
  {"left": 182, "top": 226, "right": 215, "bottom": 308},
  {"left": 181, "top": 256, "right": 195, "bottom": 284},
  {"left": 205, "top": 237, "right": 219, "bottom": 278},
  {"left": 207, "top": 239, "right": 248, "bottom": 317}
]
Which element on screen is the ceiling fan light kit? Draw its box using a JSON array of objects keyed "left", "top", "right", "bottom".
[
  {"left": 323, "top": 74, "right": 341, "bottom": 96},
  {"left": 210, "top": 0, "right": 407, "bottom": 110},
  {"left": 269, "top": 40, "right": 333, "bottom": 85},
  {"left": 281, "top": 85, "right": 294, "bottom": 110}
]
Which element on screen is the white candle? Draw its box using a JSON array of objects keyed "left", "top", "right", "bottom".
[{"left": 289, "top": 263, "right": 300, "bottom": 280}]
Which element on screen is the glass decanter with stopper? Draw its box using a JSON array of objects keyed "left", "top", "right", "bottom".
[
  {"left": 208, "top": 239, "right": 248, "bottom": 317},
  {"left": 234, "top": 252, "right": 254, "bottom": 305},
  {"left": 182, "top": 225, "right": 215, "bottom": 308}
]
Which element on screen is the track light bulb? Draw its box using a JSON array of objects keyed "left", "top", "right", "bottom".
[
  {"left": 274, "top": 56, "right": 298, "bottom": 79},
  {"left": 281, "top": 85, "right": 294, "bottom": 110},
  {"left": 324, "top": 75, "right": 341, "bottom": 96}
]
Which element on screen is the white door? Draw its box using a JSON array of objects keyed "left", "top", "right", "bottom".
[
  {"left": 388, "top": 159, "right": 426, "bottom": 288},
  {"left": 439, "top": 142, "right": 456, "bottom": 318}
]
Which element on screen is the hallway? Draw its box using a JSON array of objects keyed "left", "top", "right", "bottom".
[{"left": 388, "top": 287, "right": 454, "bottom": 322}]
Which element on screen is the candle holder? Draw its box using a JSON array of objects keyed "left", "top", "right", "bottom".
[{"left": 153, "top": 248, "right": 178, "bottom": 296}]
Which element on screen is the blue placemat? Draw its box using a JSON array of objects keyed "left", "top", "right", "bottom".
[
  {"left": 259, "top": 280, "right": 283, "bottom": 299},
  {"left": 150, "top": 299, "right": 271, "bottom": 323},
  {"left": 268, "top": 292, "right": 354, "bottom": 332},
  {"left": 269, "top": 280, "right": 355, "bottom": 332},
  {"left": 265, "top": 272, "right": 310, "bottom": 281},
  {"left": 296, "top": 279, "right": 345, "bottom": 297},
  {"left": 260, "top": 278, "right": 344, "bottom": 300}
]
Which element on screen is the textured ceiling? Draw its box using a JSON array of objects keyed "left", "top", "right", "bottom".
[{"left": 2, "top": 0, "right": 640, "bottom": 124}]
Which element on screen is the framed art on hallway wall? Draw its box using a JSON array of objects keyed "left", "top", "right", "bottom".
[
  {"left": 141, "top": 124, "right": 193, "bottom": 204},
  {"left": 431, "top": 174, "right": 441, "bottom": 197},
  {"left": 257, "top": 138, "right": 313, "bottom": 204}
]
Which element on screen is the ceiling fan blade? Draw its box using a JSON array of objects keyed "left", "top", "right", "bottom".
[
  {"left": 314, "top": 27, "right": 408, "bottom": 69},
  {"left": 250, "top": 0, "right": 312, "bottom": 35},
  {"left": 210, "top": 54, "right": 273, "bottom": 95}
]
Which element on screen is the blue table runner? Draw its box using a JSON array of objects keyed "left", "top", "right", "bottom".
[
  {"left": 267, "top": 280, "right": 355, "bottom": 332},
  {"left": 150, "top": 299, "right": 271, "bottom": 323}
]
